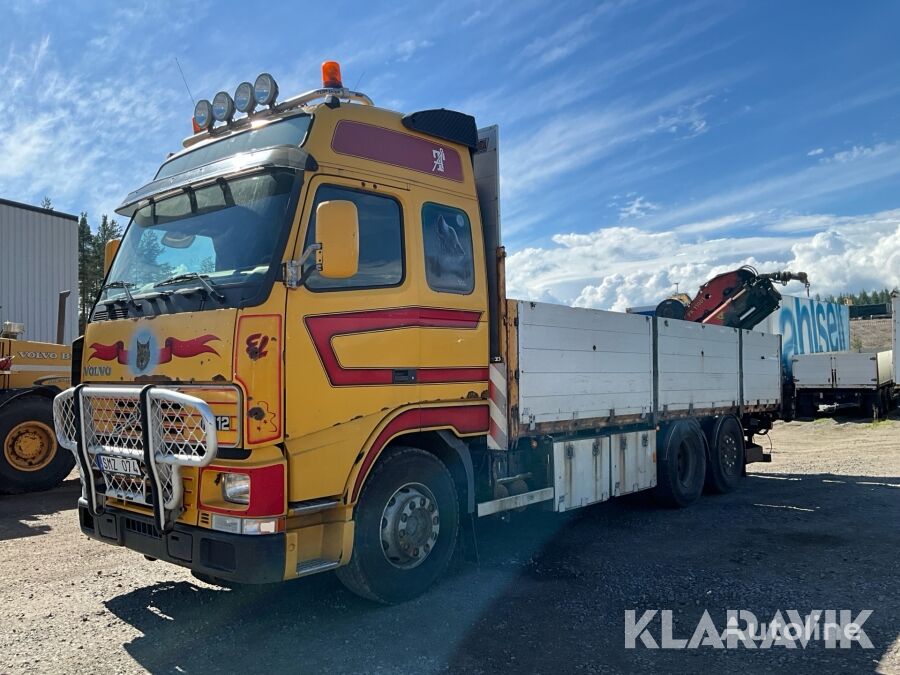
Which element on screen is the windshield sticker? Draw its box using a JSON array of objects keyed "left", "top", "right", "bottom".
[{"left": 89, "top": 332, "right": 220, "bottom": 375}]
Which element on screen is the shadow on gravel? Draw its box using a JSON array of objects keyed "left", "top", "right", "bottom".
[
  {"left": 0, "top": 478, "right": 81, "bottom": 542},
  {"left": 104, "top": 471, "right": 899, "bottom": 674}
]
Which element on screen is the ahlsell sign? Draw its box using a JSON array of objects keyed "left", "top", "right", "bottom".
[{"left": 766, "top": 295, "right": 850, "bottom": 375}]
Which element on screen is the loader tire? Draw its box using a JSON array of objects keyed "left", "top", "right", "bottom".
[
  {"left": 0, "top": 397, "right": 74, "bottom": 494},
  {"left": 654, "top": 420, "right": 707, "bottom": 508},
  {"left": 704, "top": 415, "right": 745, "bottom": 494},
  {"left": 336, "top": 447, "right": 458, "bottom": 604}
]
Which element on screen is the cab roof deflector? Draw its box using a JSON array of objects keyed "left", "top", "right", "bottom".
[{"left": 402, "top": 109, "right": 478, "bottom": 150}]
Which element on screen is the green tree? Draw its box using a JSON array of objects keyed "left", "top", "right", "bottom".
[
  {"left": 77, "top": 213, "right": 96, "bottom": 332},
  {"left": 76, "top": 214, "right": 123, "bottom": 332},
  {"left": 41, "top": 196, "right": 53, "bottom": 210}
]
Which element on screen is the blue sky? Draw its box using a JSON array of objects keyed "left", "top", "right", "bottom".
[{"left": 2, "top": 0, "right": 900, "bottom": 308}]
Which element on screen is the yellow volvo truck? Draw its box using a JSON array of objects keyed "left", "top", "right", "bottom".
[
  {"left": 54, "top": 63, "right": 785, "bottom": 602},
  {"left": 1, "top": 321, "right": 73, "bottom": 493}
]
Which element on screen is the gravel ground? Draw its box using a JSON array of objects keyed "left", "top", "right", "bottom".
[{"left": 1, "top": 416, "right": 898, "bottom": 674}]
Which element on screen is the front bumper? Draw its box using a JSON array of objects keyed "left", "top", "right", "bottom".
[{"left": 79, "top": 502, "right": 286, "bottom": 584}]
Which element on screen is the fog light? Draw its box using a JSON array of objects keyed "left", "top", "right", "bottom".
[
  {"left": 241, "top": 517, "right": 284, "bottom": 535},
  {"left": 210, "top": 514, "right": 241, "bottom": 534},
  {"left": 221, "top": 472, "right": 250, "bottom": 504},
  {"left": 210, "top": 514, "right": 284, "bottom": 535}
]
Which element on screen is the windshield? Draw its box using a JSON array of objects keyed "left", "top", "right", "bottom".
[
  {"left": 156, "top": 114, "right": 311, "bottom": 179},
  {"left": 100, "top": 169, "right": 296, "bottom": 304}
]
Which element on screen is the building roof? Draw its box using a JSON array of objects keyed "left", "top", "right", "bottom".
[{"left": 0, "top": 197, "right": 78, "bottom": 222}]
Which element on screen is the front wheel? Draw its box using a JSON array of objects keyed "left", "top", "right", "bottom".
[
  {"left": 0, "top": 396, "right": 75, "bottom": 494},
  {"left": 336, "top": 447, "right": 459, "bottom": 604}
]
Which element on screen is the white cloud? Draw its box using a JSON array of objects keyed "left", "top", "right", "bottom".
[
  {"left": 655, "top": 95, "right": 712, "bottom": 138},
  {"left": 824, "top": 144, "right": 887, "bottom": 164},
  {"left": 505, "top": 208, "right": 900, "bottom": 311},
  {"left": 395, "top": 39, "right": 433, "bottom": 62},
  {"left": 618, "top": 195, "right": 661, "bottom": 220},
  {"left": 462, "top": 9, "right": 485, "bottom": 27},
  {"left": 807, "top": 147, "right": 824, "bottom": 156}
]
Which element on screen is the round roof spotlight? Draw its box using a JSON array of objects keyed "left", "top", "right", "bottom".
[
  {"left": 212, "top": 91, "right": 236, "bottom": 122},
  {"left": 253, "top": 72, "right": 279, "bottom": 107},
  {"left": 193, "top": 99, "right": 213, "bottom": 131},
  {"left": 234, "top": 81, "right": 255, "bottom": 114}
]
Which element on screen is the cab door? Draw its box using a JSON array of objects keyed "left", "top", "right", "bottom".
[{"left": 284, "top": 174, "right": 421, "bottom": 446}]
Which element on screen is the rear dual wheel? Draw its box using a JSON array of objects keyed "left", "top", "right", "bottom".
[
  {"left": 655, "top": 420, "right": 707, "bottom": 508},
  {"left": 704, "top": 415, "right": 745, "bottom": 494}
]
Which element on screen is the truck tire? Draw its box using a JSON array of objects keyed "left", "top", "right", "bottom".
[
  {"left": 704, "top": 415, "right": 745, "bottom": 494},
  {"left": 0, "top": 396, "right": 75, "bottom": 494},
  {"left": 654, "top": 420, "right": 707, "bottom": 508},
  {"left": 336, "top": 446, "right": 458, "bottom": 604}
]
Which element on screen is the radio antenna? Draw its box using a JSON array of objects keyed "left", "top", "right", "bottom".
[{"left": 174, "top": 57, "right": 196, "bottom": 106}]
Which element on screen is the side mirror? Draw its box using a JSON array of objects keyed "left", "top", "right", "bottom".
[
  {"left": 104, "top": 239, "right": 121, "bottom": 277},
  {"left": 315, "top": 200, "right": 359, "bottom": 279}
]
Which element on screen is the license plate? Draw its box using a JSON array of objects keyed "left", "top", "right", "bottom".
[{"left": 98, "top": 455, "right": 142, "bottom": 476}]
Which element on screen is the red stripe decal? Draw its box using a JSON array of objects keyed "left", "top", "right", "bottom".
[
  {"left": 305, "top": 307, "right": 486, "bottom": 386},
  {"left": 331, "top": 120, "right": 464, "bottom": 182},
  {"left": 351, "top": 405, "right": 489, "bottom": 501}
]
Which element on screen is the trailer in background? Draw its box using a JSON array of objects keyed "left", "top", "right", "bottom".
[
  {"left": 792, "top": 350, "right": 894, "bottom": 418},
  {"left": 893, "top": 293, "right": 899, "bottom": 386}
]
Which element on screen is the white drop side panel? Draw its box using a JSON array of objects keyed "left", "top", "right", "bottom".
[
  {"left": 656, "top": 319, "right": 740, "bottom": 412},
  {"left": 741, "top": 330, "right": 782, "bottom": 407},
  {"left": 876, "top": 351, "right": 892, "bottom": 386},
  {"left": 833, "top": 352, "right": 881, "bottom": 389},
  {"left": 893, "top": 295, "right": 899, "bottom": 383},
  {"left": 516, "top": 301, "right": 653, "bottom": 425},
  {"left": 792, "top": 352, "right": 835, "bottom": 389}
]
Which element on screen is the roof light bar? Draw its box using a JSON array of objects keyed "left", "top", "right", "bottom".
[
  {"left": 234, "top": 81, "right": 255, "bottom": 114},
  {"left": 253, "top": 73, "right": 279, "bottom": 107},
  {"left": 212, "top": 91, "right": 236, "bottom": 122},
  {"left": 193, "top": 99, "right": 213, "bottom": 130}
]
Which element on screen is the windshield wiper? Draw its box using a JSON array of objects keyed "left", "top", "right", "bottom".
[
  {"left": 101, "top": 281, "right": 139, "bottom": 308},
  {"left": 155, "top": 273, "right": 225, "bottom": 301}
]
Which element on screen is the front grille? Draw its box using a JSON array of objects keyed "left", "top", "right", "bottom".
[
  {"left": 91, "top": 305, "right": 134, "bottom": 322},
  {"left": 124, "top": 517, "right": 162, "bottom": 539},
  {"left": 53, "top": 386, "right": 218, "bottom": 530}
]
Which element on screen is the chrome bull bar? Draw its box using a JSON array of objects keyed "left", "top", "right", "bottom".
[{"left": 53, "top": 385, "right": 218, "bottom": 531}]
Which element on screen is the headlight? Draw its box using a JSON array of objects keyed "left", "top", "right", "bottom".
[
  {"left": 212, "top": 91, "right": 235, "bottom": 122},
  {"left": 193, "top": 99, "right": 213, "bottom": 130},
  {"left": 234, "top": 81, "right": 255, "bottom": 114},
  {"left": 253, "top": 73, "right": 278, "bottom": 106},
  {"left": 221, "top": 472, "right": 250, "bottom": 504}
]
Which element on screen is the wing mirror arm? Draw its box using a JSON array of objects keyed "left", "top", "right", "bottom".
[{"left": 284, "top": 243, "right": 322, "bottom": 289}]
